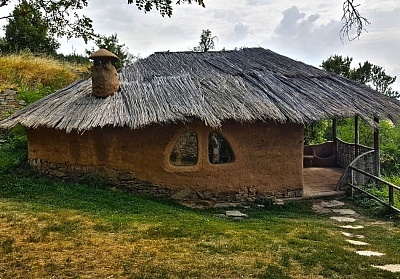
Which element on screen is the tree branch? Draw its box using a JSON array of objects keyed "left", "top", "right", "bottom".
[
  {"left": 0, "top": 0, "right": 11, "bottom": 8},
  {"left": 340, "top": 0, "right": 370, "bottom": 41}
]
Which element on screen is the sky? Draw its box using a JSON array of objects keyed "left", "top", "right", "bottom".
[{"left": 1, "top": 0, "right": 400, "bottom": 90}]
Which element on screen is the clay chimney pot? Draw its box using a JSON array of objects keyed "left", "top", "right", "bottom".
[{"left": 89, "top": 49, "right": 120, "bottom": 98}]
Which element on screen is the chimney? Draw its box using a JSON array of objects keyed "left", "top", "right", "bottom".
[{"left": 89, "top": 49, "right": 120, "bottom": 98}]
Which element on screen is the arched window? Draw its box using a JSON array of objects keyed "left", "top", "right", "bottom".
[
  {"left": 169, "top": 130, "right": 198, "bottom": 166},
  {"left": 208, "top": 132, "right": 234, "bottom": 164}
]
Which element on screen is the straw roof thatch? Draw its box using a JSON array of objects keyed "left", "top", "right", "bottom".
[{"left": 1, "top": 47, "right": 400, "bottom": 133}]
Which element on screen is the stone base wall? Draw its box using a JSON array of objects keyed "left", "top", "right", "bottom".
[
  {"left": 0, "top": 89, "right": 26, "bottom": 120},
  {"left": 29, "top": 158, "right": 303, "bottom": 206},
  {"left": 0, "top": 89, "right": 26, "bottom": 137}
]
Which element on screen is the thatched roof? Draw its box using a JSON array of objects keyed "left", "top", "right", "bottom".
[{"left": 1, "top": 48, "right": 400, "bottom": 132}]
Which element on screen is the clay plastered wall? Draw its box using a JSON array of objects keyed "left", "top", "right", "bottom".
[{"left": 27, "top": 120, "right": 303, "bottom": 195}]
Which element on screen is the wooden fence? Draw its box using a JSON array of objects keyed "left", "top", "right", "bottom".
[{"left": 336, "top": 142, "right": 400, "bottom": 213}]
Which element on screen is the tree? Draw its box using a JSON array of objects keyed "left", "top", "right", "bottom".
[
  {"left": 0, "top": 0, "right": 368, "bottom": 44},
  {"left": 321, "top": 55, "right": 352, "bottom": 79},
  {"left": 370, "top": 65, "right": 399, "bottom": 98},
  {"left": 132, "top": 0, "right": 205, "bottom": 17},
  {"left": 1, "top": 1, "right": 59, "bottom": 54},
  {"left": 0, "top": 0, "right": 204, "bottom": 43},
  {"left": 321, "top": 55, "right": 399, "bottom": 98},
  {"left": 1, "top": 0, "right": 95, "bottom": 43},
  {"left": 193, "top": 29, "right": 217, "bottom": 52},
  {"left": 86, "top": 33, "right": 135, "bottom": 69}
]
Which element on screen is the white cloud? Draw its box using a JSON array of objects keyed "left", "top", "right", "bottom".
[
  {"left": 264, "top": 6, "right": 342, "bottom": 65},
  {"left": 233, "top": 23, "right": 250, "bottom": 40},
  {"left": 365, "top": 0, "right": 400, "bottom": 12}
]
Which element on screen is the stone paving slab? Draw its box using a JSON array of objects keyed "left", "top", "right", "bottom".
[
  {"left": 346, "top": 239, "right": 369, "bottom": 246},
  {"left": 312, "top": 204, "right": 331, "bottom": 214},
  {"left": 341, "top": 232, "right": 364, "bottom": 238},
  {"left": 321, "top": 200, "right": 345, "bottom": 208},
  {"left": 330, "top": 216, "right": 357, "bottom": 222},
  {"left": 356, "top": 251, "right": 385, "bottom": 257},
  {"left": 225, "top": 210, "right": 247, "bottom": 218},
  {"left": 332, "top": 209, "right": 357, "bottom": 215},
  {"left": 315, "top": 199, "right": 399, "bottom": 270},
  {"left": 340, "top": 225, "right": 364, "bottom": 229},
  {"left": 372, "top": 264, "right": 400, "bottom": 272}
]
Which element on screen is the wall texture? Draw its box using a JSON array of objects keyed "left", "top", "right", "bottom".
[
  {"left": 0, "top": 89, "right": 26, "bottom": 120},
  {"left": 27, "top": 120, "right": 304, "bottom": 204}
]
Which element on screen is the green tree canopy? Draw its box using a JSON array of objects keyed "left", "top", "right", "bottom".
[
  {"left": 321, "top": 55, "right": 352, "bottom": 79},
  {"left": 86, "top": 33, "right": 135, "bottom": 69},
  {"left": 193, "top": 29, "right": 217, "bottom": 52},
  {"left": 1, "top": 1, "right": 59, "bottom": 54},
  {"left": 321, "top": 55, "right": 399, "bottom": 98}
]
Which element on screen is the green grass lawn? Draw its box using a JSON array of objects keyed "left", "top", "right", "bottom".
[
  {"left": 0, "top": 174, "right": 400, "bottom": 279},
  {"left": 0, "top": 135, "right": 399, "bottom": 278}
]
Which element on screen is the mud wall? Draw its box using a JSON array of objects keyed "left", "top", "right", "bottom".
[{"left": 27, "top": 120, "right": 304, "bottom": 202}]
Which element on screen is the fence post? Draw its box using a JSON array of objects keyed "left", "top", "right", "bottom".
[
  {"left": 389, "top": 186, "right": 394, "bottom": 206},
  {"left": 333, "top": 119, "right": 337, "bottom": 165},
  {"left": 354, "top": 116, "right": 359, "bottom": 157},
  {"left": 350, "top": 169, "right": 354, "bottom": 199},
  {"left": 373, "top": 117, "right": 380, "bottom": 178}
]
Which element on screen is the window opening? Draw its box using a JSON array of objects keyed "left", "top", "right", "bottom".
[
  {"left": 169, "top": 130, "right": 198, "bottom": 166},
  {"left": 208, "top": 132, "right": 234, "bottom": 164}
]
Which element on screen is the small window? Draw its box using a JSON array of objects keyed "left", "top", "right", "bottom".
[
  {"left": 208, "top": 132, "right": 234, "bottom": 164},
  {"left": 169, "top": 130, "right": 198, "bottom": 166}
]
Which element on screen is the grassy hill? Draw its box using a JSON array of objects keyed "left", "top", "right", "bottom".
[{"left": 0, "top": 52, "right": 89, "bottom": 104}]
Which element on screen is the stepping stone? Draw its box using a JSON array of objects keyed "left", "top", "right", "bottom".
[
  {"left": 332, "top": 209, "right": 357, "bottom": 215},
  {"left": 312, "top": 204, "right": 331, "bottom": 214},
  {"left": 340, "top": 225, "right": 364, "bottom": 229},
  {"left": 346, "top": 239, "right": 369, "bottom": 245},
  {"left": 356, "top": 251, "right": 385, "bottom": 257},
  {"left": 274, "top": 199, "right": 285, "bottom": 205},
  {"left": 330, "top": 216, "right": 356, "bottom": 222},
  {"left": 341, "top": 232, "right": 364, "bottom": 238},
  {"left": 321, "top": 200, "right": 345, "bottom": 208},
  {"left": 372, "top": 264, "right": 400, "bottom": 272},
  {"left": 225, "top": 210, "right": 247, "bottom": 218}
]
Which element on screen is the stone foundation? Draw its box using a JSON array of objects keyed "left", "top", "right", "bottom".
[
  {"left": 29, "top": 158, "right": 303, "bottom": 206},
  {"left": 0, "top": 89, "right": 26, "bottom": 120}
]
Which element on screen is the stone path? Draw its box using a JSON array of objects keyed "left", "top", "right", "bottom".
[{"left": 313, "top": 199, "right": 400, "bottom": 273}]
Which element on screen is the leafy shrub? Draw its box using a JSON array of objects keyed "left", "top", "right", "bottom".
[
  {"left": 17, "top": 84, "right": 55, "bottom": 104},
  {"left": 0, "top": 126, "right": 28, "bottom": 173}
]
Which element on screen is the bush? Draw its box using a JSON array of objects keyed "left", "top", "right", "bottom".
[{"left": 0, "top": 126, "right": 28, "bottom": 173}]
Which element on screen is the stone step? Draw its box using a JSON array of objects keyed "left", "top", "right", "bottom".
[
  {"left": 332, "top": 209, "right": 357, "bottom": 215},
  {"left": 372, "top": 264, "right": 400, "bottom": 272},
  {"left": 339, "top": 225, "right": 364, "bottom": 229},
  {"left": 321, "top": 200, "right": 345, "bottom": 208},
  {"left": 330, "top": 216, "right": 357, "bottom": 222},
  {"left": 356, "top": 251, "right": 385, "bottom": 257},
  {"left": 341, "top": 231, "right": 364, "bottom": 239},
  {"left": 346, "top": 239, "right": 369, "bottom": 246}
]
